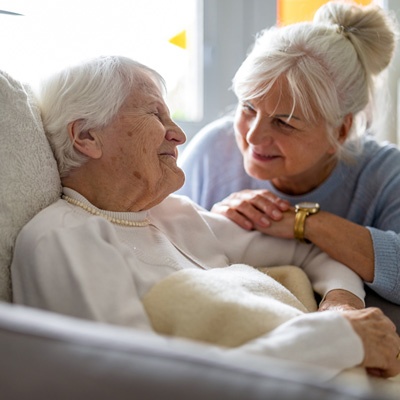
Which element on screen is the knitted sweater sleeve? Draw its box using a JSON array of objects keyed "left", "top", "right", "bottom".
[
  {"left": 349, "top": 142, "right": 400, "bottom": 304},
  {"left": 367, "top": 228, "right": 400, "bottom": 303}
]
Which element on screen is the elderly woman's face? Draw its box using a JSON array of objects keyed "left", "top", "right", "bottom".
[
  {"left": 234, "top": 80, "right": 338, "bottom": 195},
  {"left": 94, "top": 74, "right": 186, "bottom": 210}
]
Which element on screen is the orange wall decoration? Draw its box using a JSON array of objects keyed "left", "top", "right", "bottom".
[{"left": 277, "top": 0, "right": 374, "bottom": 26}]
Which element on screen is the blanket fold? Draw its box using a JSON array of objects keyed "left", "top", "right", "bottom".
[{"left": 143, "top": 264, "right": 317, "bottom": 347}]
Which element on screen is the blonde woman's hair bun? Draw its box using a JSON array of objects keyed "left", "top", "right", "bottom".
[{"left": 314, "top": 1, "right": 398, "bottom": 75}]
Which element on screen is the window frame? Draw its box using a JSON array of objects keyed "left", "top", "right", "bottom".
[{"left": 177, "top": 0, "right": 277, "bottom": 143}]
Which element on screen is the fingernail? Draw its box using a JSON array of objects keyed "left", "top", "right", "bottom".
[
  {"left": 260, "top": 217, "right": 270, "bottom": 226},
  {"left": 244, "top": 220, "right": 253, "bottom": 230},
  {"left": 272, "top": 210, "right": 282, "bottom": 219},
  {"left": 279, "top": 201, "right": 290, "bottom": 210}
]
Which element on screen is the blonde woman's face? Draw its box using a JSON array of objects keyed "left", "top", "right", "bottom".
[{"left": 234, "top": 80, "right": 338, "bottom": 195}]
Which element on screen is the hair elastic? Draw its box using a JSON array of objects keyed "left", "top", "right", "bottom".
[{"left": 336, "top": 24, "right": 349, "bottom": 38}]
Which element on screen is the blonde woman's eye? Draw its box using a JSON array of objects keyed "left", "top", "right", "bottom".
[
  {"left": 241, "top": 102, "right": 256, "bottom": 113},
  {"left": 276, "top": 119, "right": 295, "bottom": 130}
]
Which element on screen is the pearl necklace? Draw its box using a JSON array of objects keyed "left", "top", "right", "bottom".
[{"left": 62, "top": 195, "right": 150, "bottom": 227}]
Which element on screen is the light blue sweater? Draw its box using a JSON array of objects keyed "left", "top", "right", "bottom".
[{"left": 177, "top": 116, "right": 400, "bottom": 304}]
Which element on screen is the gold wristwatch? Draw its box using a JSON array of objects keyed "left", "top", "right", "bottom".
[{"left": 294, "top": 202, "right": 320, "bottom": 242}]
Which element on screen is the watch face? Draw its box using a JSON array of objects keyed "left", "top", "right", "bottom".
[
  {"left": 298, "top": 202, "right": 320, "bottom": 209},
  {"left": 295, "top": 202, "right": 320, "bottom": 214}
]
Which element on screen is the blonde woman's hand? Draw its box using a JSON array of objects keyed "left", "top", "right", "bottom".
[{"left": 211, "top": 189, "right": 290, "bottom": 231}]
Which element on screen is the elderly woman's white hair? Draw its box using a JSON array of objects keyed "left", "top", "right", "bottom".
[
  {"left": 232, "top": 1, "right": 398, "bottom": 162},
  {"left": 37, "top": 55, "right": 166, "bottom": 177}
]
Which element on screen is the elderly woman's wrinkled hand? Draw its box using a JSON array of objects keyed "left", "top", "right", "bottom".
[
  {"left": 318, "top": 289, "right": 365, "bottom": 312},
  {"left": 211, "top": 189, "right": 290, "bottom": 231},
  {"left": 342, "top": 308, "right": 400, "bottom": 378}
]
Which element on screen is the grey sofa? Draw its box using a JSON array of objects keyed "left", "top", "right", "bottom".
[{"left": 0, "top": 301, "right": 398, "bottom": 400}]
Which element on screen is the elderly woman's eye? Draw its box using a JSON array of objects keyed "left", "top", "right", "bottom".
[{"left": 152, "top": 112, "right": 162, "bottom": 120}]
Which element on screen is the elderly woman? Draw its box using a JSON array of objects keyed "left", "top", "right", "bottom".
[
  {"left": 10, "top": 56, "right": 400, "bottom": 377},
  {"left": 177, "top": 2, "right": 400, "bottom": 305}
]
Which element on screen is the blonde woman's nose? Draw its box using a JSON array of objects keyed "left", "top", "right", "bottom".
[{"left": 246, "top": 117, "right": 273, "bottom": 145}]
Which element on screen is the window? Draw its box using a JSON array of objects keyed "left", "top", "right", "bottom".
[
  {"left": 0, "top": 0, "right": 277, "bottom": 141},
  {"left": 1, "top": 0, "right": 398, "bottom": 143},
  {"left": 0, "top": 0, "right": 202, "bottom": 122}
]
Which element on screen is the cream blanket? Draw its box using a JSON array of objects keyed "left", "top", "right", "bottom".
[
  {"left": 143, "top": 264, "right": 317, "bottom": 347},
  {"left": 143, "top": 265, "right": 400, "bottom": 394}
]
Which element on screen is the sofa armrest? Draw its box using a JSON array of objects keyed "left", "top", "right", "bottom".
[{"left": 0, "top": 303, "right": 397, "bottom": 400}]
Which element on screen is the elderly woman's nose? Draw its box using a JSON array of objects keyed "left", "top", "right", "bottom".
[{"left": 166, "top": 122, "right": 186, "bottom": 144}]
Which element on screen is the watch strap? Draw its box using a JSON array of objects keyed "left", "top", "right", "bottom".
[{"left": 294, "top": 210, "right": 308, "bottom": 242}]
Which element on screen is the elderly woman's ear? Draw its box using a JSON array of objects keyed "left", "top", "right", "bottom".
[{"left": 67, "top": 120, "right": 103, "bottom": 159}]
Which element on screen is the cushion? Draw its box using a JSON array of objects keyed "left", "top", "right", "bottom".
[{"left": 0, "top": 70, "right": 61, "bottom": 302}]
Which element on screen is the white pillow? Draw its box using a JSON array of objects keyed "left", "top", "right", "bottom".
[{"left": 0, "top": 70, "right": 61, "bottom": 302}]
